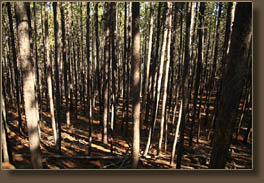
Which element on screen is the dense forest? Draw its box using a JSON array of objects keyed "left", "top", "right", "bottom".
[{"left": 1, "top": 2, "right": 252, "bottom": 169}]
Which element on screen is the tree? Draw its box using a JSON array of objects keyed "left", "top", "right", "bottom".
[
  {"left": 7, "top": 2, "right": 23, "bottom": 133},
  {"left": 170, "top": 100, "right": 183, "bottom": 166},
  {"left": 131, "top": 2, "right": 140, "bottom": 168},
  {"left": 1, "top": 92, "right": 11, "bottom": 163},
  {"left": 95, "top": 3, "right": 103, "bottom": 135},
  {"left": 102, "top": 2, "right": 111, "bottom": 144},
  {"left": 44, "top": 2, "right": 58, "bottom": 152},
  {"left": 158, "top": 2, "right": 173, "bottom": 155},
  {"left": 121, "top": 2, "right": 127, "bottom": 133},
  {"left": 15, "top": 2, "right": 42, "bottom": 168},
  {"left": 143, "top": 3, "right": 163, "bottom": 157},
  {"left": 53, "top": 2, "right": 62, "bottom": 154},
  {"left": 176, "top": 2, "right": 193, "bottom": 169},
  {"left": 221, "top": 2, "right": 234, "bottom": 66},
  {"left": 33, "top": 2, "right": 42, "bottom": 124},
  {"left": 209, "top": 2, "right": 252, "bottom": 169},
  {"left": 61, "top": 3, "right": 70, "bottom": 127},
  {"left": 189, "top": 2, "right": 205, "bottom": 147},
  {"left": 86, "top": 2, "right": 93, "bottom": 155},
  {"left": 141, "top": 2, "right": 154, "bottom": 127}
]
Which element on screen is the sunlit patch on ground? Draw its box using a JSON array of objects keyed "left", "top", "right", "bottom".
[{"left": 3, "top": 96, "right": 252, "bottom": 169}]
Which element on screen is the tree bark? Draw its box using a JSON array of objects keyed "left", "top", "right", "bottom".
[
  {"left": 170, "top": 100, "right": 182, "bottom": 166},
  {"left": 1, "top": 92, "right": 11, "bottom": 163},
  {"left": 44, "top": 3, "right": 58, "bottom": 149},
  {"left": 102, "top": 2, "right": 111, "bottom": 144},
  {"left": 7, "top": 2, "right": 23, "bottom": 132},
  {"left": 143, "top": 3, "right": 162, "bottom": 157},
  {"left": 53, "top": 2, "right": 62, "bottom": 154},
  {"left": 16, "top": 2, "right": 42, "bottom": 168},
  {"left": 131, "top": 2, "right": 141, "bottom": 168},
  {"left": 209, "top": 2, "right": 252, "bottom": 169},
  {"left": 158, "top": 2, "right": 173, "bottom": 155},
  {"left": 33, "top": 2, "right": 42, "bottom": 124},
  {"left": 141, "top": 2, "right": 154, "bottom": 127},
  {"left": 144, "top": 3, "right": 162, "bottom": 129},
  {"left": 189, "top": 2, "right": 205, "bottom": 147},
  {"left": 60, "top": 3, "right": 70, "bottom": 127},
  {"left": 121, "top": 2, "right": 127, "bottom": 133},
  {"left": 176, "top": 2, "right": 193, "bottom": 169},
  {"left": 221, "top": 2, "right": 233, "bottom": 67}
]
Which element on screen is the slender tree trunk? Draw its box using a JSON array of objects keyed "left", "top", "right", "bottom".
[
  {"left": 40, "top": 3, "right": 48, "bottom": 107},
  {"left": 44, "top": 3, "right": 57, "bottom": 148},
  {"left": 170, "top": 100, "right": 182, "bottom": 166},
  {"left": 86, "top": 2, "right": 91, "bottom": 119},
  {"left": 122, "top": 2, "right": 127, "bottom": 134},
  {"left": 176, "top": 2, "right": 193, "bottom": 169},
  {"left": 1, "top": 92, "right": 10, "bottom": 163},
  {"left": 95, "top": 3, "right": 102, "bottom": 131},
  {"left": 53, "top": 2, "right": 62, "bottom": 154},
  {"left": 102, "top": 3, "right": 111, "bottom": 144},
  {"left": 73, "top": 41, "right": 78, "bottom": 120},
  {"left": 189, "top": 2, "right": 205, "bottom": 147},
  {"left": 16, "top": 2, "right": 42, "bottom": 168},
  {"left": 131, "top": 2, "right": 140, "bottom": 168},
  {"left": 79, "top": 3, "right": 85, "bottom": 115},
  {"left": 60, "top": 3, "right": 70, "bottom": 127},
  {"left": 144, "top": 3, "right": 162, "bottom": 129},
  {"left": 68, "top": 37, "right": 74, "bottom": 125},
  {"left": 86, "top": 2, "right": 93, "bottom": 155},
  {"left": 7, "top": 2, "right": 23, "bottom": 133},
  {"left": 177, "top": 3, "right": 184, "bottom": 81},
  {"left": 33, "top": 2, "right": 42, "bottom": 124},
  {"left": 221, "top": 2, "right": 233, "bottom": 67},
  {"left": 167, "top": 3, "right": 179, "bottom": 135},
  {"left": 211, "top": 3, "right": 222, "bottom": 89},
  {"left": 110, "top": 2, "right": 117, "bottom": 130},
  {"left": 125, "top": 3, "right": 132, "bottom": 137},
  {"left": 141, "top": 2, "right": 154, "bottom": 128},
  {"left": 158, "top": 2, "right": 172, "bottom": 156},
  {"left": 144, "top": 3, "right": 169, "bottom": 157}
]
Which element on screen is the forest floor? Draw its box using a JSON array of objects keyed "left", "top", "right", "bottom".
[{"left": 3, "top": 96, "right": 252, "bottom": 169}]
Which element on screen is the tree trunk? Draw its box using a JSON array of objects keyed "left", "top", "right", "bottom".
[
  {"left": 53, "top": 2, "right": 62, "bottom": 154},
  {"left": 158, "top": 2, "right": 172, "bottom": 156},
  {"left": 7, "top": 2, "right": 23, "bottom": 133},
  {"left": 131, "top": 2, "right": 140, "bottom": 168},
  {"left": 1, "top": 92, "right": 11, "bottom": 163},
  {"left": 16, "top": 2, "right": 42, "bottom": 168},
  {"left": 144, "top": 3, "right": 162, "bottom": 130},
  {"left": 33, "top": 2, "right": 42, "bottom": 124},
  {"left": 189, "top": 2, "right": 205, "bottom": 147},
  {"left": 102, "top": 2, "right": 111, "bottom": 144},
  {"left": 221, "top": 2, "right": 233, "bottom": 67},
  {"left": 143, "top": 3, "right": 162, "bottom": 157},
  {"left": 95, "top": 3, "right": 103, "bottom": 132},
  {"left": 60, "top": 3, "right": 70, "bottom": 127},
  {"left": 209, "top": 2, "right": 252, "bottom": 169},
  {"left": 141, "top": 2, "right": 154, "bottom": 128},
  {"left": 44, "top": 3, "right": 58, "bottom": 149},
  {"left": 121, "top": 2, "right": 127, "bottom": 133},
  {"left": 110, "top": 2, "right": 117, "bottom": 130},
  {"left": 170, "top": 100, "right": 182, "bottom": 166},
  {"left": 125, "top": 3, "right": 132, "bottom": 137},
  {"left": 176, "top": 2, "right": 193, "bottom": 169}
]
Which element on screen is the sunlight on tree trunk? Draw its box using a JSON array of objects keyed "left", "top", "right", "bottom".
[
  {"left": 131, "top": 2, "right": 140, "bottom": 169},
  {"left": 16, "top": 2, "right": 42, "bottom": 169}
]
